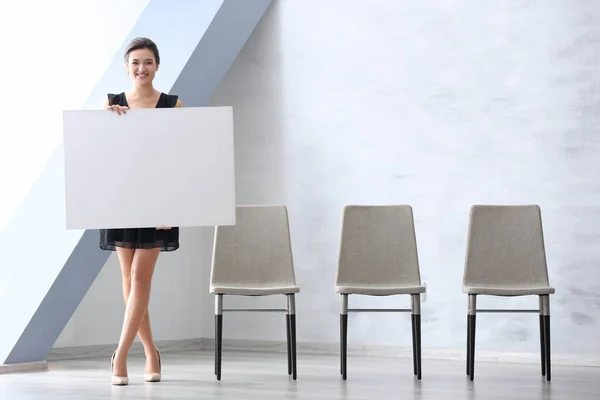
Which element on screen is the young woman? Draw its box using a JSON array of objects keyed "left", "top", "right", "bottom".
[{"left": 99, "top": 37, "right": 183, "bottom": 386}]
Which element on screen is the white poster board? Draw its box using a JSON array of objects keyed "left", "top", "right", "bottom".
[{"left": 62, "top": 106, "right": 236, "bottom": 229}]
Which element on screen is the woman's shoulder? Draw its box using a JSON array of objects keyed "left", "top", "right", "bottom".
[
  {"left": 157, "top": 92, "right": 181, "bottom": 108},
  {"left": 163, "top": 93, "right": 179, "bottom": 108}
]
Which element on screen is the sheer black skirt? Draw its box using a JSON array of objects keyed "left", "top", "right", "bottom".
[{"left": 99, "top": 227, "right": 179, "bottom": 252}]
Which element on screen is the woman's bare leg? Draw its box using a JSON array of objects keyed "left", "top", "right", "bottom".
[
  {"left": 113, "top": 248, "right": 160, "bottom": 377},
  {"left": 116, "top": 248, "right": 160, "bottom": 373}
]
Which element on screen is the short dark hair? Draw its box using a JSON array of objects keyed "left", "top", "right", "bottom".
[{"left": 124, "top": 37, "right": 160, "bottom": 64}]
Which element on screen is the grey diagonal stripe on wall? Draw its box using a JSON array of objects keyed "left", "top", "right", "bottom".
[{"left": 1, "top": 0, "right": 272, "bottom": 366}]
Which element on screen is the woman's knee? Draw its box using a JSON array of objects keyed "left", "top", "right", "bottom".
[
  {"left": 122, "top": 274, "right": 132, "bottom": 287},
  {"left": 130, "top": 266, "right": 153, "bottom": 285}
]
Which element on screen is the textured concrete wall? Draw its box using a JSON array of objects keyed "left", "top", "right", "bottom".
[{"left": 207, "top": 0, "right": 600, "bottom": 357}]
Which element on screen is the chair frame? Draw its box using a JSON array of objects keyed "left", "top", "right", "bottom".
[
  {"left": 466, "top": 293, "right": 551, "bottom": 381},
  {"left": 339, "top": 293, "right": 422, "bottom": 380},
  {"left": 214, "top": 293, "right": 298, "bottom": 381}
]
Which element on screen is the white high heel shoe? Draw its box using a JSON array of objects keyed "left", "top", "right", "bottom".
[
  {"left": 111, "top": 351, "right": 129, "bottom": 386},
  {"left": 144, "top": 349, "right": 162, "bottom": 382}
]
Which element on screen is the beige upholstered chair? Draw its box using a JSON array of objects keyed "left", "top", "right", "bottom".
[
  {"left": 335, "top": 205, "right": 426, "bottom": 380},
  {"left": 463, "top": 205, "right": 555, "bottom": 381},
  {"left": 210, "top": 205, "right": 300, "bottom": 380}
]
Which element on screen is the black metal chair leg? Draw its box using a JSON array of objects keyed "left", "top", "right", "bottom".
[
  {"left": 545, "top": 314, "right": 551, "bottom": 381},
  {"left": 341, "top": 314, "right": 348, "bottom": 380},
  {"left": 468, "top": 314, "right": 476, "bottom": 381},
  {"left": 415, "top": 314, "right": 422, "bottom": 380},
  {"left": 286, "top": 314, "right": 292, "bottom": 375},
  {"left": 290, "top": 314, "right": 297, "bottom": 380},
  {"left": 539, "top": 314, "right": 546, "bottom": 377},
  {"left": 214, "top": 315, "right": 217, "bottom": 376},
  {"left": 340, "top": 314, "right": 343, "bottom": 375},
  {"left": 411, "top": 314, "right": 417, "bottom": 376},
  {"left": 466, "top": 314, "right": 472, "bottom": 376},
  {"left": 215, "top": 314, "right": 223, "bottom": 380}
]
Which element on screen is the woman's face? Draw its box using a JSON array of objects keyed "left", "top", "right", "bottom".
[{"left": 126, "top": 48, "right": 159, "bottom": 85}]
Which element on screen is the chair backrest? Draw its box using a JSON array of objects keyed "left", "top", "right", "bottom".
[
  {"left": 463, "top": 205, "right": 550, "bottom": 289},
  {"left": 335, "top": 205, "right": 422, "bottom": 287},
  {"left": 210, "top": 205, "right": 297, "bottom": 288}
]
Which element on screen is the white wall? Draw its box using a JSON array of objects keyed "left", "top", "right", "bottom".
[
  {"left": 206, "top": 0, "right": 600, "bottom": 358},
  {"left": 56, "top": 0, "right": 600, "bottom": 361},
  {"left": 0, "top": 0, "right": 149, "bottom": 233}
]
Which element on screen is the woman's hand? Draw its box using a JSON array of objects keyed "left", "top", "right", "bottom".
[
  {"left": 156, "top": 226, "right": 172, "bottom": 230},
  {"left": 106, "top": 104, "right": 129, "bottom": 115}
]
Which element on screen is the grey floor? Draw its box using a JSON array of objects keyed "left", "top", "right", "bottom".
[{"left": 0, "top": 350, "right": 598, "bottom": 399}]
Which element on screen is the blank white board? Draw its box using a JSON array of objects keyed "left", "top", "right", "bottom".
[{"left": 63, "top": 106, "right": 236, "bottom": 229}]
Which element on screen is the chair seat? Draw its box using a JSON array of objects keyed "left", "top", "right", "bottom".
[
  {"left": 335, "top": 284, "right": 426, "bottom": 296},
  {"left": 210, "top": 285, "right": 300, "bottom": 296},
  {"left": 463, "top": 285, "right": 555, "bottom": 296}
]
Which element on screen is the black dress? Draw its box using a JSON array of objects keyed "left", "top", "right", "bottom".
[{"left": 99, "top": 92, "right": 180, "bottom": 252}]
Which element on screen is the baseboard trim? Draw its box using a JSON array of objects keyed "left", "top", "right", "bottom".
[
  {"left": 46, "top": 337, "right": 600, "bottom": 368},
  {"left": 0, "top": 360, "right": 48, "bottom": 375},
  {"left": 47, "top": 338, "right": 205, "bottom": 361},
  {"left": 209, "top": 338, "right": 600, "bottom": 367}
]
